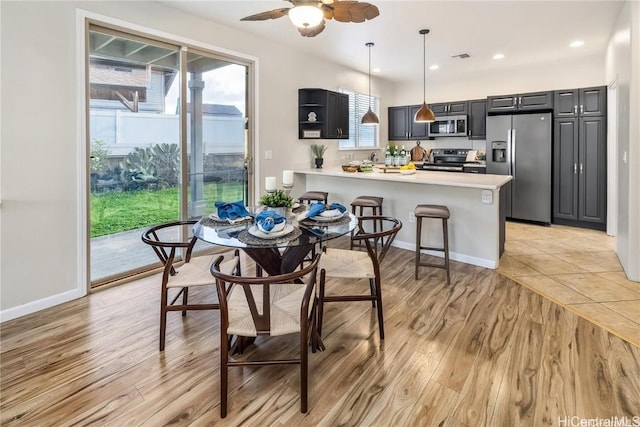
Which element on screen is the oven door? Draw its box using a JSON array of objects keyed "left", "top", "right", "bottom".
[{"left": 428, "top": 115, "right": 467, "bottom": 137}]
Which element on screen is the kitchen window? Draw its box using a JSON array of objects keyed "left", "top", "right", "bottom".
[{"left": 339, "top": 88, "right": 379, "bottom": 149}]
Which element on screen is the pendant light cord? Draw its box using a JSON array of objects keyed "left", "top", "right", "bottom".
[
  {"left": 368, "top": 42, "right": 373, "bottom": 109},
  {"left": 422, "top": 31, "right": 426, "bottom": 102}
]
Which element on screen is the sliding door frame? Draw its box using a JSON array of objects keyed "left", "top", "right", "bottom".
[{"left": 77, "top": 9, "right": 258, "bottom": 293}]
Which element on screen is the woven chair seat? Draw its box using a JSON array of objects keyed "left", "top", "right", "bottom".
[
  {"left": 319, "top": 248, "right": 374, "bottom": 279},
  {"left": 227, "top": 283, "right": 311, "bottom": 337},
  {"left": 166, "top": 255, "right": 238, "bottom": 288}
]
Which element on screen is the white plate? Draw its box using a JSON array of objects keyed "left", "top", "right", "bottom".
[
  {"left": 248, "top": 224, "right": 294, "bottom": 239},
  {"left": 309, "top": 211, "right": 346, "bottom": 222},
  {"left": 320, "top": 209, "right": 342, "bottom": 218},
  {"left": 292, "top": 202, "right": 301, "bottom": 209},
  {"left": 399, "top": 170, "right": 416, "bottom": 175}
]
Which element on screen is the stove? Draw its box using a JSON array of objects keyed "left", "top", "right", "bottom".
[{"left": 419, "top": 149, "right": 469, "bottom": 172}]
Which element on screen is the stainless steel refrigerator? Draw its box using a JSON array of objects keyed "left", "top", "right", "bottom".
[{"left": 486, "top": 113, "right": 552, "bottom": 224}]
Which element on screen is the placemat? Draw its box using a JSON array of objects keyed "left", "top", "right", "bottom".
[
  {"left": 299, "top": 214, "right": 352, "bottom": 227},
  {"left": 237, "top": 228, "right": 302, "bottom": 246}
]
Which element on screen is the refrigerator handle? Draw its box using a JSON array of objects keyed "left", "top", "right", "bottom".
[
  {"left": 507, "top": 128, "right": 512, "bottom": 175},
  {"left": 511, "top": 129, "right": 516, "bottom": 179}
]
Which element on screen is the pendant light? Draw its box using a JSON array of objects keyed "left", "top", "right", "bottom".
[
  {"left": 361, "top": 42, "right": 379, "bottom": 125},
  {"left": 414, "top": 29, "right": 435, "bottom": 123}
]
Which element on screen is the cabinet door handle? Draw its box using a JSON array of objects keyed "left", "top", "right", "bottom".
[
  {"left": 574, "top": 163, "right": 577, "bottom": 174},
  {"left": 519, "top": 96, "right": 522, "bottom": 106},
  {"left": 580, "top": 163, "right": 583, "bottom": 174},
  {"left": 580, "top": 105, "right": 584, "bottom": 115},
  {"left": 513, "top": 98, "right": 517, "bottom": 107},
  {"left": 574, "top": 105, "right": 578, "bottom": 115}
]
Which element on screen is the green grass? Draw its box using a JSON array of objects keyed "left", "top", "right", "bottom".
[{"left": 91, "top": 182, "right": 245, "bottom": 237}]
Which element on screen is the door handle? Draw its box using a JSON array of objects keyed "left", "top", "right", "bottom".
[
  {"left": 244, "top": 157, "right": 254, "bottom": 175},
  {"left": 574, "top": 105, "right": 578, "bottom": 115},
  {"left": 519, "top": 96, "right": 522, "bottom": 106},
  {"left": 580, "top": 163, "right": 583, "bottom": 174},
  {"left": 573, "top": 163, "right": 577, "bottom": 174},
  {"left": 580, "top": 105, "right": 584, "bottom": 115}
]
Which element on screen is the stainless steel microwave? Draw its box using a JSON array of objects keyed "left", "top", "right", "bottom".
[{"left": 428, "top": 115, "right": 468, "bottom": 137}]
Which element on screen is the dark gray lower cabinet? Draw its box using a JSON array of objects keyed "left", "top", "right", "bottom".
[{"left": 553, "top": 116, "right": 606, "bottom": 229}]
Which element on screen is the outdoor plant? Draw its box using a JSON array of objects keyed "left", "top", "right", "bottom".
[
  {"left": 90, "top": 139, "right": 110, "bottom": 174},
  {"left": 152, "top": 143, "right": 180, "bottom": 186},
  {"left": 310, "top": 144, "right": 327, "bottom": 159},
  {"left": 259, "top": 189, "right": 294, "bottom": 208}
]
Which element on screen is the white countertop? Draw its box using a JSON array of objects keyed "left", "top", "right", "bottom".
[{"left": 294, "top": 167, "right": 512, "bottom": 190}]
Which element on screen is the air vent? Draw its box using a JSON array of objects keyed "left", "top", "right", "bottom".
[{"left": 451, "top": 53, "right": 471, "bottom": 59}]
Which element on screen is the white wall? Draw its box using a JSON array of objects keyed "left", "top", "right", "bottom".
[
  {"left": 605, "top": 1, "right": 640, "bottom": 281},
  {"left": 393, "top": 54, "right": 606, "bottom": 105}
]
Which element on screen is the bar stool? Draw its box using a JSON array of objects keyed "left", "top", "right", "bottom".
[
  {"left": 298, "top": 191, "right": 328, "bottom": 205},
  {"left": 350, "top": 196, "right": 383, "bottom": 249},
  {"left": 414, "top": 204, "right": 451, "bottom": 285}
]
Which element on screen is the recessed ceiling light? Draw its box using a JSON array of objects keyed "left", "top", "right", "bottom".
[
  {"left": 429, "top": 65, "right": 439, "bottom": 70},
  {"left": 570, "top": 40, "right": 585, "bottom": 48},
  {"left": 372, "top": 67, "right": 381, "bottom": 73},
  {"left": 492, "top": 53, "right": 505, "bottom": 60}
]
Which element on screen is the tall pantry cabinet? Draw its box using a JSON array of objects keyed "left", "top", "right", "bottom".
[{"left": 553, "top": 86, "right": 607, "bottom": 230}]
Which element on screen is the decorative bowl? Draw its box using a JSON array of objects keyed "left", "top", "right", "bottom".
[
  {"left": 257, "top": 220, "right": 286, "bottom": 234},
  {"left": 342, "top": 165, "right": 358, "bottom": 173}
]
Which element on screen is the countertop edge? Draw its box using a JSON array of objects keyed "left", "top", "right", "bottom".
[{"left": 294, "top": 168, "right": 512, "bottom": 190}]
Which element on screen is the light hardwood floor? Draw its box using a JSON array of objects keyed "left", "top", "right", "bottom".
[
  {"left": 500, "top": 222, "right": 640, "bottom": 347},
  {"left": 1, "top": 231, "right": 639, "bottom": 426}
]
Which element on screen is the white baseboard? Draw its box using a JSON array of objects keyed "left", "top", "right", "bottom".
[
  {"left": 0, "top": 289, "right": 83, "bottom": 323},
  {"left": 392, "top": 239, "right": 497, "bottom": 270}
]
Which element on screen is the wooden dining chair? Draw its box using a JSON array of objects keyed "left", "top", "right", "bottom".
[
  {"left": 210, "top": 253, "right": 321, "bottom": 418},
  {"left": 141, "top": 220, "right": 241, "bottom": 351},
  {"left": 317, "top": 216, "right": 402, "bottom": 340}
]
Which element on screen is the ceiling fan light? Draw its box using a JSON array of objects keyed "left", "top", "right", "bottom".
[
  {"left": 288, "top": 5, "right": 324, "bottom": 28},
  {"left": 362, "top": 108, "right": 379, "bottom": 125},
  {"left": 414, "top": 102, "right": 435, "bottom": 123}
]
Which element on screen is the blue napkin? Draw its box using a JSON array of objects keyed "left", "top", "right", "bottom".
[
  {"left": 255, "top": 210, "right": 286, "bottom": 232},
  {"left": 307, "top": 203, "right": 326, "bottom": 218},
  {"left": 215, "top": 200, "right": 250, "bottom": 220},
  {"left": 329, "top": 203, "right": 347, "bottom": 213},
  {"left": 307, "top": 202, "right": 347, "bottom": 218}
]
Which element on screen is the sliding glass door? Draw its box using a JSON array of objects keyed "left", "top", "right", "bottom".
[{"left": 87, "top": 24, "right": 252, "bottom": 286}]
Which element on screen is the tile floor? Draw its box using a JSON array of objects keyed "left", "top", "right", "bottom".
[{"left": 498, "top": 221, "right": 640, "bottom": 347}]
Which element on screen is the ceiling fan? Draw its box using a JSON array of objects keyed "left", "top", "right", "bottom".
[{"left": 240, "top": 0, "right": 380, "bottom": 37}]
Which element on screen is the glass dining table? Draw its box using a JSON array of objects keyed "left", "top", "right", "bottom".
[{"left": 192, "top": 205, "right": 358, "bottom": 276}]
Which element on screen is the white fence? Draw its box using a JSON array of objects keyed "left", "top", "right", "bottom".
[{"left": 90, "top": 110, "right": 245, "bottom": 157}]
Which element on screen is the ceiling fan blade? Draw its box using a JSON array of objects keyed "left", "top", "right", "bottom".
[
  {"left": 329, "top": 1, "right": 379, "bottom": 23},
  {"left": 298, "top": 20, "right": 326, "bottom": 37},
  {"left": 240, "top": 8, "right": 290, "bottom": 21}
]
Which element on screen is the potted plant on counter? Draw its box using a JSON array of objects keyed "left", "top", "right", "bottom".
[{"left": 310, "top": 144, "right": 327, "bottom": 168}]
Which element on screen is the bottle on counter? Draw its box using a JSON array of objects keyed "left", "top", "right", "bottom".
[
  {"left": 385, "top": 146, "right": 392, "bottom": 166},
  {"left": 399, "top": 145, "right": 407, "bottom": 166}
]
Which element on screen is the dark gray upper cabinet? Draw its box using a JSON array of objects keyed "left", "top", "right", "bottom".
[
  {"left": 467, "top": 99, "right": 487, "bottom": 140},
  {"left": 487, "top": 91, "right": 553, "bottom": 113},
  {"left": 429, "top": 101, "right": 467, "bottom": 115},
  {"left": 326, "top": 91, "right": 349, "bottom": 139},
  {"left": 298, "top": 88, "right": 348, "bottom": 139},
  {"left": 388, "top": 105, "right": 427, "bottom": 140},
  {"left": 554, "top": 86, "right": 606, "bottom": 118}
]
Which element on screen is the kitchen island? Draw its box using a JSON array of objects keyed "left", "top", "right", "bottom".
[{"left": 293, "top": 167, "right": 512, "bottom": 269}]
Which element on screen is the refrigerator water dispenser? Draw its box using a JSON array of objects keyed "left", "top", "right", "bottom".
[{"left": 491, "top": 141, "right": 507, "bottom": 162}]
